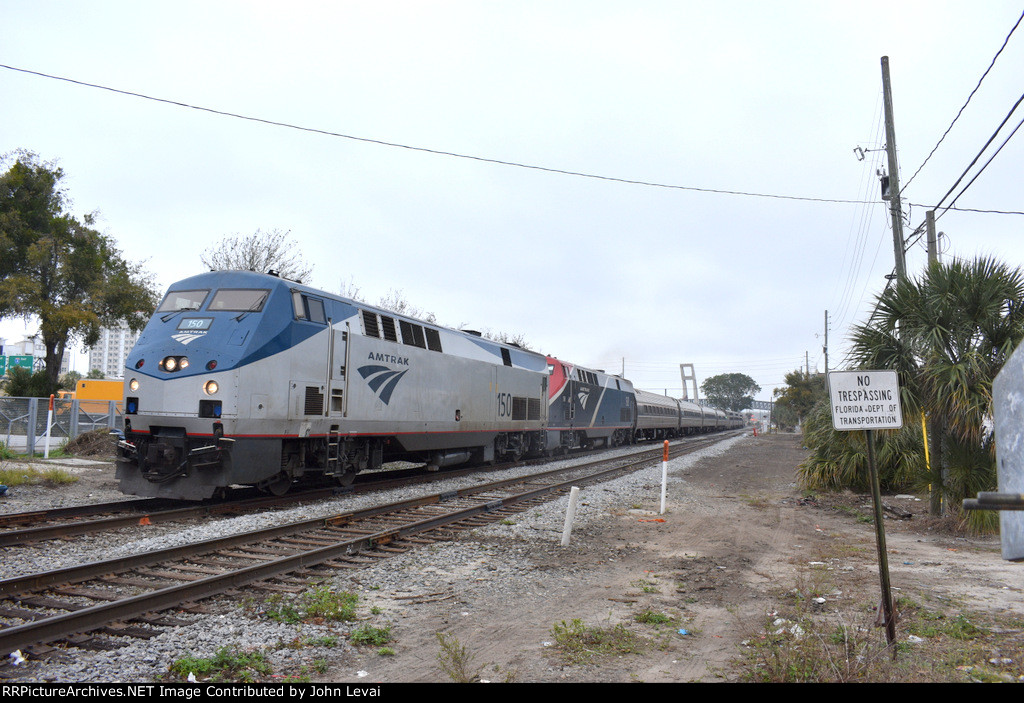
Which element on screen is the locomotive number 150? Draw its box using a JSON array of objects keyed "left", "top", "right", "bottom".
[{"left": 496, "top": 392, "right": 514, "bottom": 417}]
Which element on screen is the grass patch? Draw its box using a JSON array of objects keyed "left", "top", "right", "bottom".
[
  {"left": 741, "top": 492, "right": 774, "bottom": 508},
  {"left": 550, "top": 618, "right": 648, "bottom": 665},
  {"left": 834, "top": 504, "right": 874, "bottom": 524},
  {"left": 635, "top": 610, "right": 675, "bottom": 626},
  {"left": 169, "top": 645, "right": 272, "bottom": 683},
  {"left": 259, "top": 586, "right": 359, "bottom": 624},
  {"left": 735, "top": 580, "right": 1024, "bottom": 683},
  {"left": 280, "top": 634, "right": 340, "bottom": 650},
  {"left": 350, "top": 624, "right": 392, "bottom": 647},
  {"left": 631, "top": 578, "right": 660, "bottom": 594},
  {"left": 435, "top": 632, "right": 518, "bottom": 683},
  {"left": 0, "top": 465, "right": 78, "bottom": 487}
]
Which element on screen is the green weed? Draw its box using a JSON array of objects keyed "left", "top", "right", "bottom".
[
  {"left": 550, "top": 618, "right": 647, "bottom": 664},
  {"left": 262, "top": 586, "right": 359, "bottom": 624},
  {"left": 436, "top": 631, "right": 480, "bottom": 683},
  {"left": 350, "top": 624, "right": 392, "bottom": 647},
  {"left": 169, "top": 645, "right": 272, "bottom": 683},
  {"left": 0, "top": 465, "right": 78, "bottom": 487}
]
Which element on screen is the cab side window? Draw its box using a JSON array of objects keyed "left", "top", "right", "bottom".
[{"left": 292, "top": 291, "right": 327, "bottom": 324}]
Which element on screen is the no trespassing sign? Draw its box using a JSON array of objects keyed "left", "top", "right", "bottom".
[{"left": 828, "top": 370, "right": 903, "bottom": 431}]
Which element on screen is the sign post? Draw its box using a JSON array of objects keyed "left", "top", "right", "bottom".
[{"left": 829, "top": 370, "right": 903, "bottom": 652}]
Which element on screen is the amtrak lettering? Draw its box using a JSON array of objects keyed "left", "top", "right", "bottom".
[{"left": 366, "top": 352, "right": 409, "bottom": 366}]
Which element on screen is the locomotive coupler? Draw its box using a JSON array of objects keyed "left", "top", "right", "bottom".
[
  {"left": 117, "top": 439, "right": 138, "bottom": 459},
  {"left": 188, "top": 437, "right": 234, "bottom": 469}
]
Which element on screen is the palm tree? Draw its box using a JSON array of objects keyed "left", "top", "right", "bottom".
[{"left": 846, "top": 256, "right": 1024, "bottom": 517}]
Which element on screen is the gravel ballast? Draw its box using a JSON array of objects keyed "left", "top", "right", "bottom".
[{"left": 0, "top": 435, "right": 745, "bottom": 682}]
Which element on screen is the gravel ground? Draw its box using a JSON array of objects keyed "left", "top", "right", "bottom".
[{"left": 0, "top": 435, "right": 744, "bottom": 683}]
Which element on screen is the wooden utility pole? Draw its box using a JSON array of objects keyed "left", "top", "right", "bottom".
[
  {"left": 824, "top": 310, "right": 829, "bottom": 376},
  {"left": 881, "top": 56, "right": 907, "bottom": 281},
  {"left": 926, "top": 210, "right": 938, "bottom": 265}
]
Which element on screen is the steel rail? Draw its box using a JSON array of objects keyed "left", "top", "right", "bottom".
[{"left": 0, "top": 432, "right": 739, "bottom": 653}]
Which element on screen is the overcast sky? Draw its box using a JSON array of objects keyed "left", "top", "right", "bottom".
[{"left": 2, "top": 1, "right": 1022, "bottom": 403}]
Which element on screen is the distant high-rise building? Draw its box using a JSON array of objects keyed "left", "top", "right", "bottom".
[{"left": 87, "top": 324, "right": 140, "bottom": 379}]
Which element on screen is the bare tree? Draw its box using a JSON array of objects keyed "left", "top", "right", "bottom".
[
  {"left": 200, "top": 228, "right": 313, "bottom": 282},
  {"left": 482, "top": 330, "right": 532, "bottom": 350},
  {"left": 338, "top": 276, "right": 363, "bottom": 302},
  {"left": 377, "top": 288, "right": 437, "bottom": 324},
  {"left": 359, "top": 283, "right": 530, "bottom": 348}
]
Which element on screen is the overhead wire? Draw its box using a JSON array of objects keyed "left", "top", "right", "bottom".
[
  {"left": 901, "top": 90, "right": 1024, "bottom": 254},
  {"left": 900, "top": 8, "right": 1024, "bottom": 193},
  {"left": 929, "top": 90, "right": 1024, "bottom": 215},
  {"left": 847, "top": 9, "right": 1024, "bottom": 354},
  {"left": 831, "top": 105, "right": 887, "bottom": 332},
  {"left": 3, "top": 61, "right": 1021, "bottom": 222},
  {"left": 0, "top": 62, "right": 905, "bottom": 208}
]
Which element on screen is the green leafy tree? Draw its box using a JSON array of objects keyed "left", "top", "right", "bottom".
[
  {"left": 798, "top": 398, "right": 923, "bottom": 493},
  {"left": 773, "top": 370, "right": 827, "bottom": 431},
  {"left": 0, "top": 152, "right": 158, "bottom": 394},
  {"left": 701, "top": 373, "right": 760, "bottom": 412},
  {"left": 58, "top": 370, "right": 82, "bottom": 391},
  {"left": 845, "top": 256, "right": 1024, "bottom": 519},
  {"left": 2, "top": 366, "right": 55, "bottom": 398}
]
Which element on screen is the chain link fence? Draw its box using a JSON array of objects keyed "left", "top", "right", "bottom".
[{"left": 0, "top": 397, "right": 122, "bottom": 455}]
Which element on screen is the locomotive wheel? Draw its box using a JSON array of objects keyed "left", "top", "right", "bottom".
[
  {"left": 335, "top": 470, "right": 357, "bottom": 487},
  {"left": 266, "top": 472, "right": 292, "bottom": 496}
]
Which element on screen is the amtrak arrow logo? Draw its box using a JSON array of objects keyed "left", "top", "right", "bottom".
[
  {"left": 358, "top": 365, "right": 409, "bottom": 405},
  {"left": 577, "top": 388, "right": 591, "bottom": 410},
  {"left": 172, "top": 332, "right": 205, "bottom": 345}
]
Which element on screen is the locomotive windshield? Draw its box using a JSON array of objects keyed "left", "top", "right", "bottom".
[
  {"left": 157, "top": 289, "right": 209, "bottom": 312},
  {"left": 208, "top": 289, "right": 270, "bottom": 312}
]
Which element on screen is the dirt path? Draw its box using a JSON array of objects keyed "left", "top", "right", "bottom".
[{"left": 324, "top": 433, "right": 1024, "bottom": 683}]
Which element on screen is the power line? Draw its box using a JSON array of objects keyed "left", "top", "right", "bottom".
[
  {"left": 901, "top": 91, "right": 1024, "bottom": 253},
  {"left": 931, "top": 90, "right": 1024, "bottom": 214},
  {"left": 941, "top": 114, "right": 1024, "bottom": 215},
  {"left": 907, "top": 203, "right": 1024, "bottom": 216},
  {"left": 6, "top": 61, "right": 1023, "bottom": 221},
  {"left": 901, "top": 8, "right": 1024, "bottom": 194},
  {"left": 0, "top": 62, "right": 874, "bottom": 207}
]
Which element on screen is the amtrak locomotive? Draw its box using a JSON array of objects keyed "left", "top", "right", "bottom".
[{"left": 116, "top": 270, "right": 743, "bottom": 500}]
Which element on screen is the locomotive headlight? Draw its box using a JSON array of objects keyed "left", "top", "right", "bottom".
[
  {"left": 204, "top": 380, "right": 219, "bottom": 395},
  {"left": 160, "top": 356, "right": 190, "bottom": 372},
  {"left": 129, "top": 378, "right": 140, "bottom": 392}
]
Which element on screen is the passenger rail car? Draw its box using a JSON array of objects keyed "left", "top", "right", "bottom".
[
  {"left": 634, "top": 390, "right": 717, "bottom": 439},
  {"left": 116, "top": 271, "right": 550, "bottom": 499}
]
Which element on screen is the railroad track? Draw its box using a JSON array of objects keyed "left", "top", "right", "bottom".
[
  {"left": 0, "top": 432, "right": 739, "bottom": 658},
  {"left": 0, "top": 461, "right": 520, "bottom": 546}
]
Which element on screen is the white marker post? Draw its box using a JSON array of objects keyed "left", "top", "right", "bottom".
[
  {"left": 829, "top": 370, "right": 903, "bottom": 652},
  {"left": 561, "top": 486, "right": 581, "bottom": 546},
  {"left": 660, "top": 440, "right": 669, "bottom": 515},
  {"left": 44, "top": 394, "right": 55, "bottom": 459}
]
